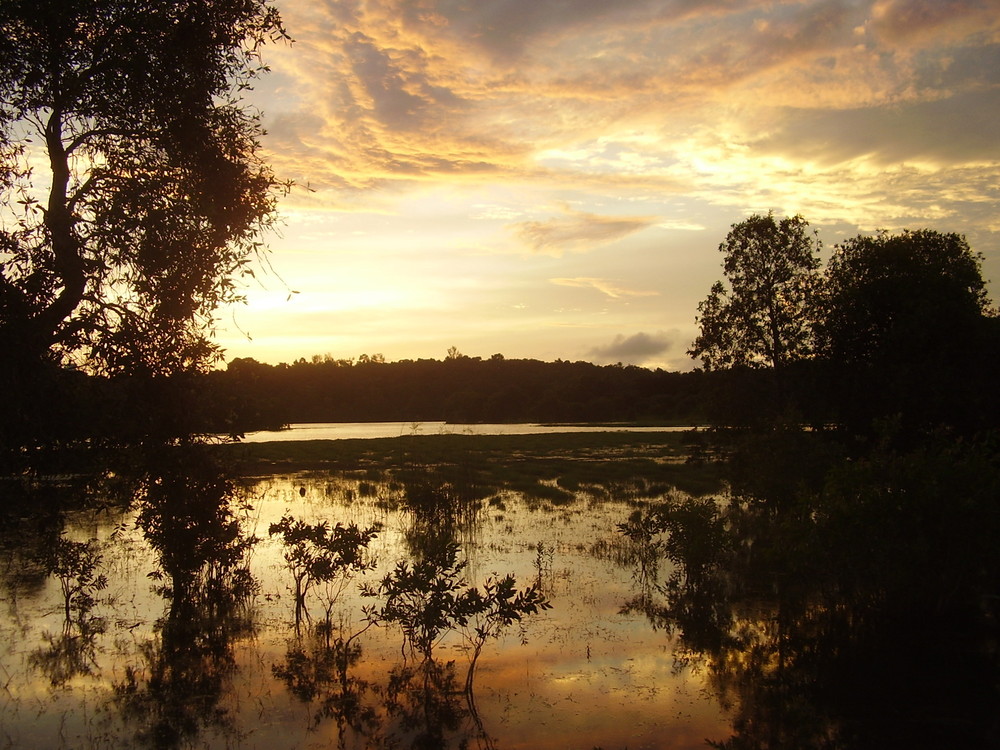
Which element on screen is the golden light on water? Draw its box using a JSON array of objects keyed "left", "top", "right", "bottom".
[{"left": 0, "top": 467, "right": 733, "bottom": 749}]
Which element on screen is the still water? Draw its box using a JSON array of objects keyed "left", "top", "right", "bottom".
[
  {"left": 240, "top": 421, "right": 693, "bottom": 442},
  {"left": 0, "top": 461, "right": 727, "bottom": 749}
]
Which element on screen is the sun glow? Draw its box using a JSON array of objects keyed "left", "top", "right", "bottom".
[{"left": 211, "top": 0, "right": 1000, "bottom": 367}]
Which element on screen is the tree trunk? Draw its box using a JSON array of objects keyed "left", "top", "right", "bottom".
[{"left": 37, "top": 107, "right": 86, "bottom": 356}]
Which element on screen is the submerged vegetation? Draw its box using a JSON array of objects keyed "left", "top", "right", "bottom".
[{"left": 269, "top": 514, "right": 381, "bottom": 632}]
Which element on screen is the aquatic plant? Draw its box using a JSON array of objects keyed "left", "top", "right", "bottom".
[
  {"left": 364, "top": 541, "right": 550, "bottom": 700},
  {"left": 269, "top": 514, "right": 381, "bottom": 632},
  {"left": 46, "top": 535, "right": 107, "bottom": 625}
]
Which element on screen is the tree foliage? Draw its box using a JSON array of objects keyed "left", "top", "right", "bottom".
[
  {"left": 812, "top": 229, "right": 997, "bottom": 432},
  {"left": 689, "top": 213, "right": 821, "bottom": 370},
  {"left": 689, "top": 218, "right": 999, "bottom": 433},
  {"left": 0, "top": 0, "right": 288, "bottom": 376},
  {"left": 269, "top": 514, "right": 381, "bottom": 631},
  {"left": 814, "top": 229, "right": 991, "bottom": 366},
  {"left": 364, "top": 541, "right": 549, "bottom": 669}
]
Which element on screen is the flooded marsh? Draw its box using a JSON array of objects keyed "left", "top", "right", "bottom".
[
  {"left": 0, "top": 439, "right": 728, "bottom": 750},
  {"left": 3, "top": 430, "right": 997, "bottom": 749}
]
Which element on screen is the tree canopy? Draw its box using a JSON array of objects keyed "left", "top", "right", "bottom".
[
  {"left": 690, "top": 219, "right": 999, "bottom": 433},
  {"left": 0, "top": 0, "right": 288, "bottom": 377},
  {"left": 814, "top": 229, "right": 991, "bottom": 366},
  {"left": 688, "top": 213, "right": 821, "bottom": 370}
]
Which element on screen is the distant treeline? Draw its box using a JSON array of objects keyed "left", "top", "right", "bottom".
[
  {"left": 7, "top": 340, "right": 999, "bottom": 463},
  {"left": 200, "top": 355, "right": 712, "bottom": 433},
  {"left": 3, "top": 354, "right": 722, "bottom": 459}
]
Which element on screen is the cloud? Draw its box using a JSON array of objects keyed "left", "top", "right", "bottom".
[
  {"left": 868, "top": 0, "right": 1000, "bottom": 45},
  {"left": 343, "top": 32, "right": 433, "bottom": 131},
  {"left": 259, "top": 0, "right": 1000, "bottom": 251},
  {"left": 550, "top": 277, "right": 659, "bottom": 299},
  {"left": 510, "top": 207, "right": 656, "bottom": 255},
  {"left": 391, "top": 0, "right": 762, "bottom": 63},
  {"left": 588, "top": 331, "right": 679, "bottom": 364},
  {"left": 658, "top": 219, "right": 708, "bottom": 231},
  {"left": 752, "top": 88, "right": 1000, "bottom": 167}
]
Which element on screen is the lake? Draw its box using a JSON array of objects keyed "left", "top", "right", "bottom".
[
  {"left": 0, "top": 441, "right": 728, "bottom": 750},
  {"left": 239, "top": 421, "right": 694, "bottom": 442}
]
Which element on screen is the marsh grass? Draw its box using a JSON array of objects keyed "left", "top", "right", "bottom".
[{"left": 215, "top": 431, "right": 724, "bottom": 503}]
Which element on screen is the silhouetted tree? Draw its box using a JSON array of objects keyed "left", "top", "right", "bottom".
[
  {"left": 814, "top": 229, "right": 997, "bottom": 432},
  {"left": 0, "top": 0, "right": 287, "bottom": 377},
  {"left": 689, "top": 213, "right": 821, "bottom": 370},
  {"left": 815, "top": 229, "right": 990, "bottom": 366},
  {"left": 269, "top": 514, "right": 380, "bottom": 633}
]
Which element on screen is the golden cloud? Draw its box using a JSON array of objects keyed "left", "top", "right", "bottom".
[
  {"left": 255, "top": 0, "right": 997, "bottom": 256},
  {"left": 509, "top": 208, "right": 657, "bottom": 255},
  {"left": 549, "top": 277, "right": 659, "bottom": 299}
]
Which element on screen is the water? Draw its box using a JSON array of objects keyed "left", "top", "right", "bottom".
[
  {"left": 240, "top": 421, "right": 694, "bottom": 442},
  {"left": 4, "top": 434, "right": 995, "bottom": 748},
  {"left": 0, "top": 461, "right": 728, "bottom": 750}
]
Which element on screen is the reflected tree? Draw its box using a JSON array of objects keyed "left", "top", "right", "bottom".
[
  {"left": 135, "top": 454, "right": 258, "bottom": 617},
  {"left": 113, "top": 447, "right": 259, "bottom": 749},
  {"left": 398, "top": 477, "right": 486, "bottom": 562},
  {"left": 620, "top": 432, "right": 1000, "bottom": 749},
  {"left": 272, "top": 631, "right": 381, "bottom": 748},
  {"left": 28, "top": 617, "right": 103, "bottom": 688},
  {"left": 617, "top": 495, "right": 733, "bottom": 661},
  {"left": 383, "top": 659, "right": 470, "bottom": 750},
  {"left": 28, "top": 535, "right": 108, "bottom": 688}
]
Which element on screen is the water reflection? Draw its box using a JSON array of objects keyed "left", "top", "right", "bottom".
[
  {"left": 114, "top": 447, "right": 259, "bottom": 749},
  {"left": 29, "top": 616, "right": 104, "bottom": 688},
  {"left": 617, "top": 434, "right": 1000, "bottom": 749},
  {"left": 273, "top": 631, "right": 380, "bottom": 744},
  {"left": 29, "top": 536, "right": 108, "bottom": 687},
  {"left": 0, "top": 448, "right": 732, "bottom": 749},
  {"left": 113, "top": 595, "right": 250, "bottom": 749},
  {"left": 383, "top": 659, "right": 479, "bottom": 750}
]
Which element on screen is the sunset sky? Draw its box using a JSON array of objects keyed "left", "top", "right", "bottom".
[{"left": 215, "top": 0, "right": 1000, "bottom": 371}]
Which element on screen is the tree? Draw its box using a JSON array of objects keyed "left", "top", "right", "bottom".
[
  {"left": 689, "top": 213, "right": 821, "bottom": 370},
  {"left": 0, "top": 0, "right": 288, "bottom": 377},
  {"left": 812, "top": 229, "right": 997, "bottom": 433},
  {"left": 814, "top": 229, "right": 992, "bottom": 366},
  {"left": 269, "top": 515, "right": 381, "bottom": 633}
]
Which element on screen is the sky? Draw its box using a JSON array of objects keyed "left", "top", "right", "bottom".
[{"left": 214, "top": 0, "right": 1000, "bottom": 371}]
